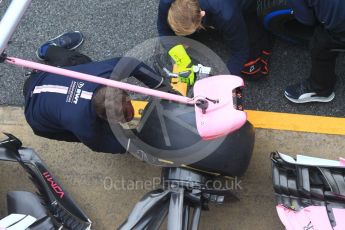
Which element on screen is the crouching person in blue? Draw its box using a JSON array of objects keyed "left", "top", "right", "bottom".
[
  {"left": 158, "top": 0, "right": 274, "bottom": 81},
  {"left": 24, "top": 32, "right": 165, "bottom": 154},
  {"left": 284, "top": 0, "right": 345, "bottom": 103}
]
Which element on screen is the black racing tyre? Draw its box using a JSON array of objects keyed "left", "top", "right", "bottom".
[
  {"left": 257, "top": 0, "right": 315, "bottom": 46},
  {"left": 132, "top": 100, "right": 255, "bottom": 177}
]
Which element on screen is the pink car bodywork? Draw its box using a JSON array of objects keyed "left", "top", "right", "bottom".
[
  {"left": 274, "top": 153, "right": 345, "bottom": 230},
  {"left": 194, "top": 75, "right": 247, "bottom": 140},
  {"left": 277, "top": 205, "right": 345, "bottom": 230}
]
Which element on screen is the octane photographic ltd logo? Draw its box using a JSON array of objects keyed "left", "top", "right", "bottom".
[
  {"left": 107, "top": 37, "right": 230, "bottom": 167},
  {"left": 103, "top": 176, "right": 243, "bottom": 191}
]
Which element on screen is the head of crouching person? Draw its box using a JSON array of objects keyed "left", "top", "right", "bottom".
[
  {"left": 168, "top": 0, "right": 206, "bottom": 36},
  {"left": 92, "top": 87, "right": 134, "bottom": 124}
]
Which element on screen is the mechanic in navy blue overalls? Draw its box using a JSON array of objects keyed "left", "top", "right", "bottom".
[
  {"left": 284, "top": 0, "right": 345, "bottom": 103},
  {"left": 157, "top": 0, "right": 274, "bottom": 80},
  {"left": 23, "top": 31, "right": 168, "bottom": 154}
]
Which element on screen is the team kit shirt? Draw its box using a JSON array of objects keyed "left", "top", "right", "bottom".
[{"left": 24, "top": 58, "right": 127, "bottom": 153}]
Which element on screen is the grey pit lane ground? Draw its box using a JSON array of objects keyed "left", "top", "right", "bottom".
[
  {"left": 1, "top": 107, "right": 344, "bottom": 230},
  {"left": 1, "top": 1, "right": 345, "bottom": 229},
  {"left": 1, "top": 0, "right": 345, "bottom": 116}
]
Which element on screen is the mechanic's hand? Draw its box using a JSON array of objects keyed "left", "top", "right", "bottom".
[
  {"left": 168, "top": 44, "right": 195, "bottom": 86},
  {"left": 241, "top": 50, "right": 271, "bottom": 80}
]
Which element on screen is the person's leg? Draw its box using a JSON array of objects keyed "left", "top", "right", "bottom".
[
  {"left": 36, "top": 31, "right": 90, "bottom": 67},
  {"left": 244, "top": 13, "right": 274, "bottom": 59},
  {"left": 33, "top": 129, "right": 80, "bottom": 142},
  {"left": 44, "top": 46, "right": 92, "bottom": 67},
  {"left": 23, "top": 46, "right": 92, "bottom": 97},
  {"left": 241, "top": 0, "right": 274, "bottom": 79},
  {"left": 308, "top": 27, "right": 344, "bottom": 92},
  {"left": 36, "top": 31, "right": 84, "bottom": 60},
  {"left": 23, "top": 76, "right": 32, "bottom": 97},
  {"left": 284, "top": 27, "right": 345, "bottom": 103}
]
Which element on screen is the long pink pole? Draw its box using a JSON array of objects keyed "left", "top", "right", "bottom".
[{"left": 6, "top": 57, "right": 195, "bottom": 105}]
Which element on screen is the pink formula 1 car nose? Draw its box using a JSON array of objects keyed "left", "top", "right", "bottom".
[{"left": 193, "top": 75, "right": 247, "bottom": 140}]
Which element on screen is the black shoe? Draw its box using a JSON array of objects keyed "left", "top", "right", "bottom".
[
  {"left": 36, "top": 31, "right": 84, "bottom": 60},
  {"left": 284, "top": 80, "right": 335, "bottom": 103}
]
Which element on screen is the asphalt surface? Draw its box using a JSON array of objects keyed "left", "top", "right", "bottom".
[{"left": 1, "top": 0, "right": 345, "bottom": 117}]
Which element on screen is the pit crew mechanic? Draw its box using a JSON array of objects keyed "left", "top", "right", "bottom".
[
  {"left": 157, "top": 0, "right": 274, "bottom": 81},
  {"left": 23, "top": 31, "right": 168, "bottom": 154}
]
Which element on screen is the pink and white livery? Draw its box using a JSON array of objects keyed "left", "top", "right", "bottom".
[
  {"left": 277, "top": 205, "right": 345, "bottom": 230},
  {"left": 272, "top": 152, "right": 345, "bottom": 230}
]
